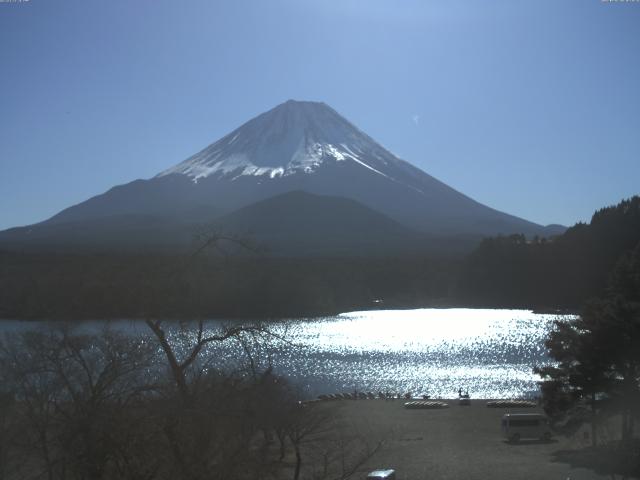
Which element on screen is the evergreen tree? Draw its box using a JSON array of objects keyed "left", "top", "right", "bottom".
[{"left": 536, "top": 242, "right": 640, "bottom": 445}]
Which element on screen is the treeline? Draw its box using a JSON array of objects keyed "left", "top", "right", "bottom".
[
  {"left": 456, "top": 196, "right": 640, "bottom": 309},
  {"left": 0, "top": 251, "right": 458, "bottom": 320},
  {"left": 0, "top": 322, "right": 386, "bottom": 480}
]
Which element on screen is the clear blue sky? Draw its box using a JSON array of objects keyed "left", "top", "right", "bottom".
[{"left": 1, "top": 0, "right": 639, "bottom": 230}]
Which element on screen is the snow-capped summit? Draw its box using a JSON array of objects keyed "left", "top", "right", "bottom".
[{"left": 157, "top": 100, "right": 400, "bottom": 182}]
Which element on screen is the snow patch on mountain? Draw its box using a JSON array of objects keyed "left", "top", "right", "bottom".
[
  {"left": 156, "top": 100, "right": 397, "bottom": 183},
  {"left": 159, "top": 141, "right": 386, "bottom": 182}
]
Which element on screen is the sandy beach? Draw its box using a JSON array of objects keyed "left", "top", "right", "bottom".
[{"left": 319, "top": 399, "right": 609, "bottom": 480}]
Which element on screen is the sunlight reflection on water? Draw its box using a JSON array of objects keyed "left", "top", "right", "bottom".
[
  {"left": 0, "top": 308, "right": 570, "bottom": 399},
  {"left": 263, "top": 308, "right": 565, "bottom": 399}
]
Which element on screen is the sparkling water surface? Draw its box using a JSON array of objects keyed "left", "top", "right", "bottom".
[
  {"left": 270, "top": 308, "right": 563, "bottom": 399},
  {"left": 0, "top": 308, "right": 569, "bottom": 399}
]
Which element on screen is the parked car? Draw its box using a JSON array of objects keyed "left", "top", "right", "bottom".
[{"left": 367, "top": 469, "right": 396, "bottom": 479}]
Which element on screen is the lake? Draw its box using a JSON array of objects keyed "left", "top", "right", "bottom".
[{"left": 0, "top": 308, "right": 568, "bottom": 399}]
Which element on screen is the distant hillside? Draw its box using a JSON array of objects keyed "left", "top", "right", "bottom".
[
  {"left": 456, "top": 196, "right": 640, "bottom": 308},
  {"left": 211, "top": 191, "right": 426, "bottom": 256},
  {"left": 0, "top": 191, "right": 480, "bottom": 256}
]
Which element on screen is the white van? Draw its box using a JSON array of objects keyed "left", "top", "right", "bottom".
[{"left": 501, "top": 413, "right": 552, "bottom": 442}]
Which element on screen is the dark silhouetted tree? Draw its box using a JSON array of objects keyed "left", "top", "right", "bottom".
[{"left": 536, "top": 241, "right": 640, "bottom": 446}]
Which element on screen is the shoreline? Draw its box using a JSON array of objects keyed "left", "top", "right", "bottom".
[{"left": 0, "top": 304, "right": 579, "bottom": 322}]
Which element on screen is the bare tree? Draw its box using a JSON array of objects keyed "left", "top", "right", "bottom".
[{"left": 0, "top": 327, "right": 157, "bottom": 480}]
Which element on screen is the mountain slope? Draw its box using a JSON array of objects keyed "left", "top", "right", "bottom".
[
  {"left": 0, "top": 214, "right": 198, "bottom": 252},
  {"left": 0, "top": 192, "right": 429, "bottom": 256}
]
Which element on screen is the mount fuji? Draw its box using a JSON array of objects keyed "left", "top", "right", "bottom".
[{"left": 0, "top": 100, "right": 563, "bottom": 254}]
